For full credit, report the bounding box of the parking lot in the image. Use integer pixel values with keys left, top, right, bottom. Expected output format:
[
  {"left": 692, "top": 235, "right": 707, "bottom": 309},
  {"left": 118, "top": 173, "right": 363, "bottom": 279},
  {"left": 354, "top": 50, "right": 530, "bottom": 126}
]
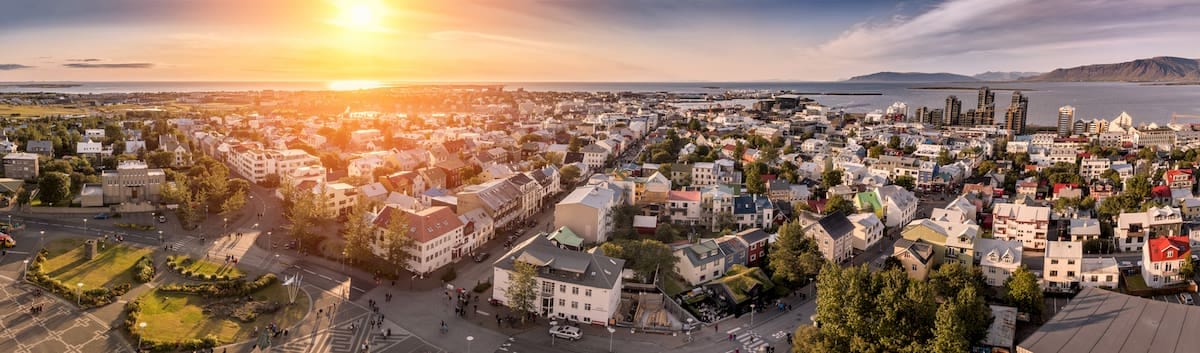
[{"left": 1149, "top": 292, "right": 1196, "bottom": 305}]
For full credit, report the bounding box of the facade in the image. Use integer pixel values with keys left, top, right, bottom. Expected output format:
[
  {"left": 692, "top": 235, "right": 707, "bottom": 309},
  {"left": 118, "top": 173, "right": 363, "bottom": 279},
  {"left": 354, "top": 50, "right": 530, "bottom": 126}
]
[
  {"left": 100, "top": 160, "right": 166, "bottom": 204},
  {"left": 976, "top": 238, "right": 1023, "bottom": 287},
  {"left": 580, "top": 144, "right": 609, "bottom": 170},
  {"left": 1116, "top": 206, "right": 1183, "bottom": 252},
  {"left": 1164, "top": 169, "right": 1193, "bottom": 190},
  {"left": 893, "top": 238, "right": 936, "bottom": 280},
  {"left": 991, "top": 203, "right": 1051, "bottom": 250},
  {"left": 1002, "top": 91, "right": 1029, "bottom": 136},
  {"left": 734, "top": 228, "right": 771, "bottom": 267},
  {"left": 553, "top": 186, "right": 617, "bottom": 244},
  {"left": 1080, "top": 258, "right": 1119, "bottom": 289},
  {"left": 1043, "top": 241, "right": 1082, "bottom": 292},
  {"left": 805, "top": 212, "right": 855, "bottom": 264},
  {"left": 674, "top": 239, "right": 726, "bottom": 285},
  {"left": 1056, "top": 105, "right": 1075, "bottom": 137},
  {"left": 1141, "top": 236, "right": 1191, "bottom": 288},
  {"left": 1068, "top": 218, "right": 1102, "bottom": 241},
  {"left": 458, "top": 178, "right": 523, "bottom": 231},
  {"left": 492, "top": 236, "right": 624, "bottom": 325},
  {"left": 370, "top": 206, "right": 466, "bottom": 275},
  {"left": 847, "top": 212, "right": 883, "bottom": 251},
  {"left": 667, "top": 190, "right": 703, "bottom": 226},
  {"left": 902, "top": 219, "right": 980, "bottom": 268},
  {"left": 2, "top": 152, "right": 39, "bottom": 179}
]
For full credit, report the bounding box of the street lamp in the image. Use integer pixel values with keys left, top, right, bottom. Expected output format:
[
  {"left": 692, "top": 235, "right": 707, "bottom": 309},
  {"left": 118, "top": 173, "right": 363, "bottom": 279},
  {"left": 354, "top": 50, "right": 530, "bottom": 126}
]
[
  {"left": 607, "top": 326, "right": 616, "bottom": 352},
  {"left": 138, "top": 322, "right": 147, "bottom": 350},
  {"left": 83, "top": 219, "right": 87, "bottom": 233},
  {"left": 466, "top": 335, "right": 474, "bottom": 353},
  {"left": 39, "top": 230, "right": 45, "bottom": 249},
  {"left": 21, "top": 259, "right": 28, "bottom": 281},
  {"left": 76, "top": 282, "right": 83, "bottom": 305},
  {"left": 158, "top": 230, "right": 163, "bottom": 244},
  {"left": 550, "top": 320, "right": 558, "bottom": 346},
  {"left": 268, "top": 231, "right": 273, "bottom": 248},
  {"left": 223, "top": 217, "right": 228, "bottom": 234},
  {"left": 750, "top": 304, "right": 756, "bottom": 326}
]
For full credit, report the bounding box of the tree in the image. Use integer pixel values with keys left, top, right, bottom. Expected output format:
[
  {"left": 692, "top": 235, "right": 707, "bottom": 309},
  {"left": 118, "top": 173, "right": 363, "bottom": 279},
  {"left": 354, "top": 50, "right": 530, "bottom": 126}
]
[
  {"left": 888, "top": 135, "right": 901, "bottom": 149},
  {"left": 688, "top": 118, "right": 701, "bottom": 131},
  {"left": 341, "top": 197, "right": 377, "bottom": 266},
  {"left": 219, "top": 189, "right": 247, "bottom": 218},
  {"left": 930, "top": 302, "right": 969, "bottom": 353},
  {"left": 821, "top": 169, "right": 844, "bottom": 190},
  {"left": 936, "top": 149, "right": 955, "bottom": 165},
  {"left": 790, "top": 325, "right": 827, "bottom": 353},
  {"left": 868, "top": 145, "right": 884, "bottom": 158},
  {"left": 37, "top": 172, "right": 71, "bottom": 205},
  {"left": 1126, "top": 174, "right": 1152, "bottom": 200},
  {"left": 760, "top": 144, "right": 780, "bottom": 164},
  {"left": 599, "top": 239, "right": 678, "bottom": 283},
  {"left": 560, "top": 165, "right": 581, "bottom": 186},
  {"left": 568, "top": 136, "right": 583, "bottom": 153},
  {"left": 544, "top": 152, "right": 564, "bottom": 167},
  {"left": 1182, "top": 258, "right": 1195, "bottom": 280},
  {"left": 380, "top": 208, "right": 416, "bottom": 276},
  {"left": 953, "top": 285, "right": 993, "bottom": 344},
  {"left": 929, "top": 263, "right": 986, "bottom": 299},
  {"left": 745, "top": 162, "right": 765, "bottom": 194},
  {"left": 976, "top": 160, "right": 996, "bottom": 176},
  {"left": 1005, "top": 266, "right": 1045, "bottom": 319},
  {"left": 768, "top": 221, "right": 824, "bottom": 286},
  {"left": 893, "top": 175, "right": 916, "bottom": 191},
  {"left": 824, "top": 195, "right": 855, "bottom": 215},
  {"left": 16, "top": 187, "right": 31, "bottom": 207},
  {"left": 506, "top": 261, "right": 539, "bottom": 323},
  {"left": 146, "top": 151, "right": 175, "bottom": 169},
  {"left": 652, "top": 224, "right": 679, "bottom": 242}
]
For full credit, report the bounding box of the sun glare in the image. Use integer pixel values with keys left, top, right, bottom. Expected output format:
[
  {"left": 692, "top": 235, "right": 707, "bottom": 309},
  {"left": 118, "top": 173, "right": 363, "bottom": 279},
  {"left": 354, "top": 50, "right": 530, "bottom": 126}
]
[
  {"left": 331, "top": 0, "right": 386, "bottom": 32},
  {"left": 328, "top": 80, "right": 384, "bottom": 91}
]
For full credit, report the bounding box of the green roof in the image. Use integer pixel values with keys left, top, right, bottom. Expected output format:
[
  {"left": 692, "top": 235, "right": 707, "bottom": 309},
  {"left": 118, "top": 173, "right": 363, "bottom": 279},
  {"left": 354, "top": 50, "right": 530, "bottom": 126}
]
[
  {"left": 714, "top": 265, "right": 775, "bottom": 304},
  {"left": 547, "top": 226, "right": 584, "bottom": 248},
  {"left": 855, "top": 191, "right": 884, "bottom": 218}
]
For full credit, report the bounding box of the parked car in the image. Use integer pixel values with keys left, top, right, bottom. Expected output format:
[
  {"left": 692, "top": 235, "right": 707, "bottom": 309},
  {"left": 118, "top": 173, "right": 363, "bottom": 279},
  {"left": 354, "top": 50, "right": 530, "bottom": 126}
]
[
  {"left": 94, "top": 213, "right": 111, "bottom": 219},
  {"left": 472, "top": 252, "right": 491, "bottom": 263},
  {"left": 1180, "top": 293, "right": 1194, "bottom": 305},
  {"left": 549, "top": 325, "right": 582, "bottom": 341},
  {"left": 157, "top": 215, "right": 167, "bottom": 223}
]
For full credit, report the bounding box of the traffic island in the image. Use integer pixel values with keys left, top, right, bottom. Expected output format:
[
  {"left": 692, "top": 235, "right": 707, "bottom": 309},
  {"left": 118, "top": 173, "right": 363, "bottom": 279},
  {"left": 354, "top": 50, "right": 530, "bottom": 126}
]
[{"left": 26, "top": 237, "right": 154, "bottom": 308}]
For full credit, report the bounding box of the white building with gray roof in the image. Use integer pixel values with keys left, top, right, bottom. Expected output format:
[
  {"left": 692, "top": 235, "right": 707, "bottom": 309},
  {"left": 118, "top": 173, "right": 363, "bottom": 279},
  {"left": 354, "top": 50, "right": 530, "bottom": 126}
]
[{"left": 492, "top": 235, "right": 625, "bottom": 325}]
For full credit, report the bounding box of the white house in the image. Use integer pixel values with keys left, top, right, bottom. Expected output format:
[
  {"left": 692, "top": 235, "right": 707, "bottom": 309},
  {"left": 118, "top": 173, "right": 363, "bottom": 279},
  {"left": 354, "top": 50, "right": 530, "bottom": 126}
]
[
  {"left": 1142, "top": 236, "right": 1191, "bottom": 288},
  {"left": 370, "top": 206, "right": 466, "bottom": 275},
  {"left": 991, "top": 203, "right": 1051, "bottom": 250},
  {"left": 976, "top": 238, "right": 1023, "bottom": 287},
  {"left": 1044, "top": 241, "right": 1082, "bottom": 292},
  {"left": 875, "top": 185, "right": 917, "bottom": 229},
  {"left": 1116, "top": 206, "right": 1183, "bottom": 252},
  {"left": 492, "top": 236, "right": 624, "bottom": 325},
  {"left": 847, "top": 212, "right": 883, "bottom": 251},
  {"left": 1080, "top": 258, "right": 1119, "bottom": 289},
  {"left": 554, "top": 186, "right": 617, "bottom": 244},
  {"left": 673, "top": 239, "right": 726, "bottom": 286},
  {"left": 667, "top": 190, "right": 703, "bottom": 226}
]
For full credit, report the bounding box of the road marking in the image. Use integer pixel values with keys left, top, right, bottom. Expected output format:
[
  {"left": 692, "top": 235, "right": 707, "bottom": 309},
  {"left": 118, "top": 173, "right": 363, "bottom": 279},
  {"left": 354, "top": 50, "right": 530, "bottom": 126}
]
[
  {"left": 725, "top": 327, "right": 742, "bottom": 334},
  {"left": 476, "top": 310, "right": 491, "bottom": 316},
  {"left": 4, "top": 250, "right": 29, "bottom": 254},
  {"left": 318, "top": 274, "right": 333, "bottom": 281},
  {"left": 302, "top": 269, "right": 319, "bottom": 275}
]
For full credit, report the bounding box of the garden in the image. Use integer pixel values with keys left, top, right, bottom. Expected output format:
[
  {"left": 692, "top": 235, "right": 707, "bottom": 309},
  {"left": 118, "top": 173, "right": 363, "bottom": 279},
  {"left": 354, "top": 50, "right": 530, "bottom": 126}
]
[
  {"left": 166, "top": 255, "right": 246, "bottom": 281},
  {"left": 26, "top": 237, "right": 155, "bottom": 307}
]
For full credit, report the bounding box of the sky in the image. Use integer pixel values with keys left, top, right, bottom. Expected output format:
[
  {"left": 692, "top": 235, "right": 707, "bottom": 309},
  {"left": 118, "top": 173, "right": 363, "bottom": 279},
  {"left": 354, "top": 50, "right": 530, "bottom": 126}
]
[{"left": 0, "top": 0, "right": 1198, "bottom": 82}]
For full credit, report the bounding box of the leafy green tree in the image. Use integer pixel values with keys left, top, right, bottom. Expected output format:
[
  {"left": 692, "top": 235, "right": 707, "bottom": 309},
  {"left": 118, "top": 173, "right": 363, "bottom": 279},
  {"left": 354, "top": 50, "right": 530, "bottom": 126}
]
[
  {"left": 821, "top": 169, "right": 844, "bottom": 190},
  {"left": 936, "top": 149, "right": 955, "bottom": 165},
  {"left": 560, "top": 165, "right": 581, "bottom": 186},
  {"left": 745, "top": 163, "right": 765, "bottom": 194},
  {"left": 868, "top": 145, "right": 884, "bottom": 158},
  {"left": 790, "top": 325, "right": 827, "bottom": 353},
  {"left": 928, "top": 263, "right": 986, "bottom": 299},
  {"left": 1126, "top": 174, "right": 1152, "bottom": 200},
  {"left": 506, "top": 261, "right": 539, "bottom": 324},
  {"left": 599, "top": 239, "right": 678, "bottom": 283},
  {"left": 380, "top": 208, "right": 415, "bottom": 275},
  {"left": 768, "top": 221, "right": 824, "bottom": 286},
  {"left": 1005, "top": 266, "right": 1045, "bottom": 319},
  {"left": 930, "top": 302, "right": 969, "bottom": 353},
  {"left": 976, "top": 160, "right": 996, "bottom": 176},
  {"left": 341, "top": 197, "right": 377, "bottom": 265},
  {"left": 568, "top": 136, "right": 583, "bottom": 153},
  {"left": 219, "top": 189, "right": 247, "bottom": 218},
  {"left": 1182, "top": 258, "right": 1195, "bottom": 279},
  {"left": 146, "top": 151, "right": 175, "bottom": 169},
  {"left": 888, "top": 135, "right": 901, "bottom": 149},
  {"left": 824, "top": 195, "right": 855, "bottom": 215},
  {"left": 37, "top": 172, "right": 71, "bottom": 205},
  {"left": 893, "top": 175, "right": 916, "bottom": 191},
  {"left": 953, "top": 285, "right": 993, "bottom": 344}
]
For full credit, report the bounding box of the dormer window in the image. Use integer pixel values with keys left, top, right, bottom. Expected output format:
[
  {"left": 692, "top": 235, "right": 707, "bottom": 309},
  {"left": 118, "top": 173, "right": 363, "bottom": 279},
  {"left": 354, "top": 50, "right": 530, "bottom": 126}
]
[{"left": 1167, "top": 250, "right": 1175, "bottom": 258}]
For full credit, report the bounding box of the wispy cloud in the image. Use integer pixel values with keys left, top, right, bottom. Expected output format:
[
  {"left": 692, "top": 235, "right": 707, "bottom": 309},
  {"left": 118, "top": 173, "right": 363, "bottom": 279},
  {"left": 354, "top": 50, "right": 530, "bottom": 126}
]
[
  {"left": 64, "top": 62, "right": 154, "bottom": 69},
  {"left": 0, "top": 64, "right": 34, "bottom": 70},
  {"left": 67, "top": 58, "right": 103, "bottom": 62}
]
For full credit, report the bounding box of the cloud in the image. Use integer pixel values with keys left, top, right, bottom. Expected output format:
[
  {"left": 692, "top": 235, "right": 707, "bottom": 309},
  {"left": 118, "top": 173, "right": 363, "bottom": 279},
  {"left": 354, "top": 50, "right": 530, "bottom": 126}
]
[
  {"left": 64, "top": 62, "right": 154, "bottom": 69},
  {"left": 803, "top": 0, "right": 1200, "bottom": 74},
  {"left": 67, "top": 58, "right": 103, "bottom": 62},
  {"left": 0, "top": 64, "right": 34, "bottom": 70}
]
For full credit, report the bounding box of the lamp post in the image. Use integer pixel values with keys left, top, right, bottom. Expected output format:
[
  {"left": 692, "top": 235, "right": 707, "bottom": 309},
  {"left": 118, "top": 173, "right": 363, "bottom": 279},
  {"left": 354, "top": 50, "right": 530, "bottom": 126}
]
[
  {"left": 268, "top": 231, "right": 273, "bottom": 248},
  {"left": 138, "top": 322, "right": 147, "bottom": 350},
  {"left": 158, "top": 230, "right": 163, "bottom": 244},
  {"left": 466, "top": 335, "right": 474, "bottom": 353},
  {"left": 607, "top": 326, "right": 616, "bottom": 352},
  {"left": 550, "top": 320, "right": 558, "bottom": 346},
  {"left": 39, "top": 230, "right": 45, "bottom": 249},
  {"left": 750, "top": 304, "right": 756, "bottom": 326},
  {"left": 21, "top": 259, "right": 28, "bottom": 281},
  {"left": 83, "top": 218, "right": 87, "bottom": 233},
  {"left": 76, "top": 282, "right": 83, "bottom": 305},
  {"left": 274, "top": 254, "right": 280, "bottom": 270},
  {"left": 223, "top": 217, "right": 228, "bottom": 235}
]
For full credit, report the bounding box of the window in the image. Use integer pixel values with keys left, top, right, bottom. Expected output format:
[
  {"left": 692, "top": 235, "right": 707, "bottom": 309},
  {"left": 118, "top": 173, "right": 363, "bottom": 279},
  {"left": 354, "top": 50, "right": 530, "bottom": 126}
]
[
  {"left": 572, "top": 287, "right": 579, "bottom": 295},
  {"left": 558, "top": 299, "right": 565, "bottom": 306},
  {"left": 1067, "top": 271, "right": 1075, "bottom": 278},
  {"left": 1051, "top": 259, "right": 1059, "bottom": 265},
  {"left": 560, "top": 285, "right": 566, "bottom": 293},
  {"left": 571, "top": 301, "right": 578, "bottom": 309},
  {"left": 585, "top": 289, "right": 592, "bottom": 297},
  {"left": 911, "top": 265, "right": 917, "bottom": 271},
  {"left": 584, "top": 303, "right": 591, "bottom": 311},
  {"left": 1106, "top": 275, "right": 1114, "bottom": 281},
  {"left": 1067, "top": 260, "right": 1076, "bottom": 265},
  {"left": 1049, "top": 270, "right": 1058, "bottom": 277}
]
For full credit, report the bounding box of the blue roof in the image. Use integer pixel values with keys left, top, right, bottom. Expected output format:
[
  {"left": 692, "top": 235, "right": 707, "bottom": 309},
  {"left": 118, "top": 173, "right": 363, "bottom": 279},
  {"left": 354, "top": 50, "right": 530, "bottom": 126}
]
[
  {"left": 733, "top": 196, "right": 756, "bottom": 215},
  {"left": 422, "top": 188, "right": 450, "bottom": 197}
]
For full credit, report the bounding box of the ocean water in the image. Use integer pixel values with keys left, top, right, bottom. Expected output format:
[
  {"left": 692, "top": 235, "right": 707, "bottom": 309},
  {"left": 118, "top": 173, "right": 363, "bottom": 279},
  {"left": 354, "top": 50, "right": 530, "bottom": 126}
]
[{"left": 2, "top": 81, "right": 1198, "bottom": 125}]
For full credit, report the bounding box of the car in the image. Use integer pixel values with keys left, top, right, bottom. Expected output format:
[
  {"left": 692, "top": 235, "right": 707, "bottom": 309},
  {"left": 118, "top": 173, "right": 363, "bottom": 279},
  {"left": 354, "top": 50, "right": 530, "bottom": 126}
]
[
  {"left": 1180, "top": 293, "right": 1194, "bottom": 305},
  {"left": 157, "top": 215, "right": 167, "bottom": 223},
  {"left": 94, "top": 213, "right": 111, "bottom": 219},
  {"left": 472, "top": 252, "right": 491, "bottom": 263},
  {"left": 549, "top": 325, "right": 582, "bottom": 341}
]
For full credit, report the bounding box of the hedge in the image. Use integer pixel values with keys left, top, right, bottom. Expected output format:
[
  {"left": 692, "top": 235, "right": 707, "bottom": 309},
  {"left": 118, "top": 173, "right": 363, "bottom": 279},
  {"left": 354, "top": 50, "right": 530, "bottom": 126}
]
[
  {"left": 158, "top": 273, "right": 277, "bottom": 298},
  {"left": 167, "top": 255, "right": 244, "bottom": 282},
  {"left": 134, "top": 256, "right": 156, "bottom": 283},
  {"left": 25, "top": 250, "right": 130, "bottom": 308}
]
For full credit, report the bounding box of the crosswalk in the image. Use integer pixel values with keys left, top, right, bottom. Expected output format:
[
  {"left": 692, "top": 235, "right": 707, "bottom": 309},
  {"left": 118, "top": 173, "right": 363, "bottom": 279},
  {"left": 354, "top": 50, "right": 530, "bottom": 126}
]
[
  {"left": 724, "top": 327, "right": 769, "bottom": 353},
  {"left": 168, "top": 236, "right": 192, "bottom": 251}
]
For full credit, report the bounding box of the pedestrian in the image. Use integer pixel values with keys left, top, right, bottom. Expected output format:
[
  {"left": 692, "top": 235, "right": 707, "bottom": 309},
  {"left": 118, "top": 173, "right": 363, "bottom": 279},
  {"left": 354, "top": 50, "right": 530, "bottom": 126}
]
[
  {"left": 715, "top": 323, "right": 718, "bottom": 332},
  {"left": 284, "top": 329, "right": 288, "bottom": 337},
  {"left": 728, "top": 334, "right": 733, "bottom": 341}
]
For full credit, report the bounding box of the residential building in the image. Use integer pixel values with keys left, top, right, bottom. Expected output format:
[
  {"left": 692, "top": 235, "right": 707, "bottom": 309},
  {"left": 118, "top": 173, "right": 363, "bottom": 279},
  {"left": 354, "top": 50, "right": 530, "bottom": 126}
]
[
  {"left": 732, "top": 195, "right": 775, "bottom": 230},
  {"left": 25, "top": 140, "right": 53, "bottom": 156},
  {"left": 804, "top": 212, "right": 855, "bottom": 263},
  {"left": 458, "top": 178, "right": 523, "bottom": 231},
  {"left": 1164, "top": 169, "right": 1193, "bottom": 190},
  {"left": 901, "top": 219, "right": 980, "bottom": 268},
  {"left": 1080, "top": 258, "right": 1119, "bottom": 289},
  {"left": 976, "top": 87, "right": 995, "bottom": 125},
  {"left": 554, "top": 186, "right": 617, "bottom": 244},
  {"left": 1079, "top": 157, "right": 1111, "bottom": 181},
  {"left": 847, "top": 212, "right": 883, "bottom": 251},
  {"left": 492, "top": 235, "right": 624, "bottom": 324},
  {"left": 734, "top": 228, "right": 771, "bottom": 267},
  {"left": 976, "top": 238, "right": 1022, "bottom": 287},
  {"left": 2, "top": 152, "right": 39, "bottom": 179},
  {"left": 1056, "top": 105, "right": 1075, "bottom": 137},
  {"left": 1044, "top": 241, "right": 1082, "bottom": 292},
  {"left": 1142, "top": 236, "right": 1191, "bottom": 288},
  {"left": 667, "top": 190, "right": 703, "bottom": 226},
  {"left": 1002, "top": 91, "right": 1029, "bottom": 136},
  {"left": 892, "top": 238, "right": 936, "bottom": 280},
  {"left": 580, "top": 144, "right": 609, "bottom": 170},
  {"left": 991, "top": 203, "right": 1051, "bottom": 250},
  {"left": 1116, "top": 206, "right": 1183, "bottom": 252},
  {"left": 674, "top": 239, "right": 726, "bottom": 285},
  {"left": 1068, "top": 218, "right": 1101, "bottom": 241},
  {"left": 875, "top": 185, "right": 918, "bottom": 229},
  {"left": 370, "top": 206, "right": 465, "bottom": 275},
  {"left": 100, "top": 160, "right": 166, "bottom": 204}
]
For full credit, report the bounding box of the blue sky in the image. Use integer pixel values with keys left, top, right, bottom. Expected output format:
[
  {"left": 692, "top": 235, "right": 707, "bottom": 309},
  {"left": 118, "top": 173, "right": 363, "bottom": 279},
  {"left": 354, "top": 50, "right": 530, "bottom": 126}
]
[{"left": 0, "top": 0, "right": 1197, "bottom": 81}]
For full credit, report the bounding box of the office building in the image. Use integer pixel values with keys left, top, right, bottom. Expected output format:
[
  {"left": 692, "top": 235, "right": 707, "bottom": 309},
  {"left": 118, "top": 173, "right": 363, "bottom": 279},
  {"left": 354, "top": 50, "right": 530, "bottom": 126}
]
[
  {"left": 1057, "top": 105, "right": 1075, "bottom": 137},
  {"left": 976, "top": 87, "right": 995, "bottom": 125},
  {"left": 1003, "top": 91, "right": 1029, "bottom": 136},
  {"left": 944, "top": 95, "right": 962, "bottom": 126}
]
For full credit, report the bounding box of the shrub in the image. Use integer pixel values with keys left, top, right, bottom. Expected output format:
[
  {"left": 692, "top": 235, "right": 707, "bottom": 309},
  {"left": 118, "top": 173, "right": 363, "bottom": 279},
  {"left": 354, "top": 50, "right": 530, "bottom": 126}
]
[
  {"left": 134, "top": 256, "right": 156, "bottom": 282},
  {"left": 441, "top": 266, "right": 457, "bottom": 282},
  {"left": 473, "top": 281, "right": 492, "bottom": 293},
  {"left": 159, "top": 273, "right": 277, "bottom": 298}
]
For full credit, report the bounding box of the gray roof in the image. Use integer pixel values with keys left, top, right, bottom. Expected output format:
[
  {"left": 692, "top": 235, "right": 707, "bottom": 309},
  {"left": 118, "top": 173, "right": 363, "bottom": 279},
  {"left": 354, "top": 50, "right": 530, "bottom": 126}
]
[
  {"left": 26, "top": 140, "right": 52, "bottom": 152},
  {"left": 678, "top": 239, "right": 724, "bottom": 267},
  {"left": 1018, "top": 287, "right": 1200, "bottom": 353},
  {"left": 494, "top": 235, "right": 624, "bottom": 289},
  {"left": 736, "top": 228, "right": 771, "bottom": 245},
  {"left": 815, "top": 212, "right": 855, "bottom": 240},
  {"left": 459, "top": 179, "right": 521, "bottom": 212},
  {"left": 558, "top": 186, "right": 615, "bottom": 210}
]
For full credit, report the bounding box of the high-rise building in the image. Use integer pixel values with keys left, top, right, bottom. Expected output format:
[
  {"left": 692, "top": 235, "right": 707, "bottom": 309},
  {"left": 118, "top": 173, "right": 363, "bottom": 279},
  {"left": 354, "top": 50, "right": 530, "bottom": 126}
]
[
  {"left": 915, "top": 106, "right": 931, "bottom": 125},
  {"left": 976, "top": 87, "right": 995, "bottom": 125},
  {"left": 1003, "top": 91, "right": 1029, "bottom": 136},
  {"left": 1057, "top": 105, "right": 1076, "bottom": 137},
  {"left": 944, "top": 95, "right": 962, "bottom": 127}
]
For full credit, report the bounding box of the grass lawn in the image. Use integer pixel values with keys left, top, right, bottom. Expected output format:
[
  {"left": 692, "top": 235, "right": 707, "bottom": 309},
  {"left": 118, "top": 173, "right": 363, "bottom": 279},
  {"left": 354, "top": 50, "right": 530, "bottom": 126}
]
[
  {"left": 662, "top": 274, "right": 691, "bottom": 297},
  {"left": 1125, "top": 274, "right": 1150, "bottom": 291},
  {"left": 137, "top": 283, "right": 310, "bottom": 344},
  {"left": 172, "top": 256, "right": 245, "bottom": 279},
  {"left": 41, "top": 238, "right": 153, "bottom": 291},
  {"left": 0, "top": 104, "right": 85, "bottom": 117}
]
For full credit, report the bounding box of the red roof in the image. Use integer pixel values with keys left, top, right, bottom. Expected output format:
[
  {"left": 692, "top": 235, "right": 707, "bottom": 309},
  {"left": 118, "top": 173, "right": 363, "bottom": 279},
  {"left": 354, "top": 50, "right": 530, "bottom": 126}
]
[
  {"left": 373, "top": 206, "right": 464, "bottom": 244},
  {"left": 1147, "top": 236, "right": 1191, "bottom": 262},
  {"left": 1052, "top": 183, "right": 1079, "bottom": 195},
  {"left": 1165, "top": 169, "right": 1193, "bottom": 180},
  {"left": 1152, "top": 185, "right": 1172, "bottom": 198},
  {"left": 668, "top": 190, "right": 701, "bottom": 202}
]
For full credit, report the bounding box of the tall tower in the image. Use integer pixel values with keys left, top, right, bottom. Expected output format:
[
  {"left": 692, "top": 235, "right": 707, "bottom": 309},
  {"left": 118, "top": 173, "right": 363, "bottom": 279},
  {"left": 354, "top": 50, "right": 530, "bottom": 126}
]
[
  {"left": 1003, "top": 91, "right": 1029, "bottom": 135},
  {"left": 1057, "top": 105, "right": 1076, "bottom": 137},
  {"left": 944, "top": 95, "right": 962, "bottom": 127},
  {"left": 976, "top": 87, "right": 995, "bottom": 125}
]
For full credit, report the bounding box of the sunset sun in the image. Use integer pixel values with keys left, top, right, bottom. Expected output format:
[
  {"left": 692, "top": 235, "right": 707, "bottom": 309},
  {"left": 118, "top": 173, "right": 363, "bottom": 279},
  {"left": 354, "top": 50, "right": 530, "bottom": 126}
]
[{"left": 331, "top": 0, "right": 386, "bottom": 32}]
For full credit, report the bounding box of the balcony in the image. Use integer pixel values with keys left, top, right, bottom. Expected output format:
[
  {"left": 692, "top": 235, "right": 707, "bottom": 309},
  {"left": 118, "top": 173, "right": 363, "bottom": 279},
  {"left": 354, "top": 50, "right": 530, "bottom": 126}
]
[{"left": 540, "top": 289, "right": 555, "bottom": 297}]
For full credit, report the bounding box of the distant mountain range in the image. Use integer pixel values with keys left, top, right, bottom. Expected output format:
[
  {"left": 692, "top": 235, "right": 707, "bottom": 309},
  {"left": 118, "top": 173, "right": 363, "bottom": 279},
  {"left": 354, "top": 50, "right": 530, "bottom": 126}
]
[
  {"left": 973, "top": 71, "right": 1042, "bottom": 81},
  {"left": 1020, "top": 56, "right": 1200, "bottom": 82},
  {"left": 845, "top": 72, "right": 978, "bottom": 82}
]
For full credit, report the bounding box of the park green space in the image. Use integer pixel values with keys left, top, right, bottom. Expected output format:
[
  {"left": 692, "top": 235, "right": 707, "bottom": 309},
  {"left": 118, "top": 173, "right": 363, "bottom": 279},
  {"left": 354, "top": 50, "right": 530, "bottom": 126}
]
[
  {"left": 41, "top": 238, "right": 153, "bottom": 291},
  {"left": 136, "top": 283, "right": 309, "bottom": 344},
  {"left": 169, "top": 255, "right": 246, "bottom": 279}
]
